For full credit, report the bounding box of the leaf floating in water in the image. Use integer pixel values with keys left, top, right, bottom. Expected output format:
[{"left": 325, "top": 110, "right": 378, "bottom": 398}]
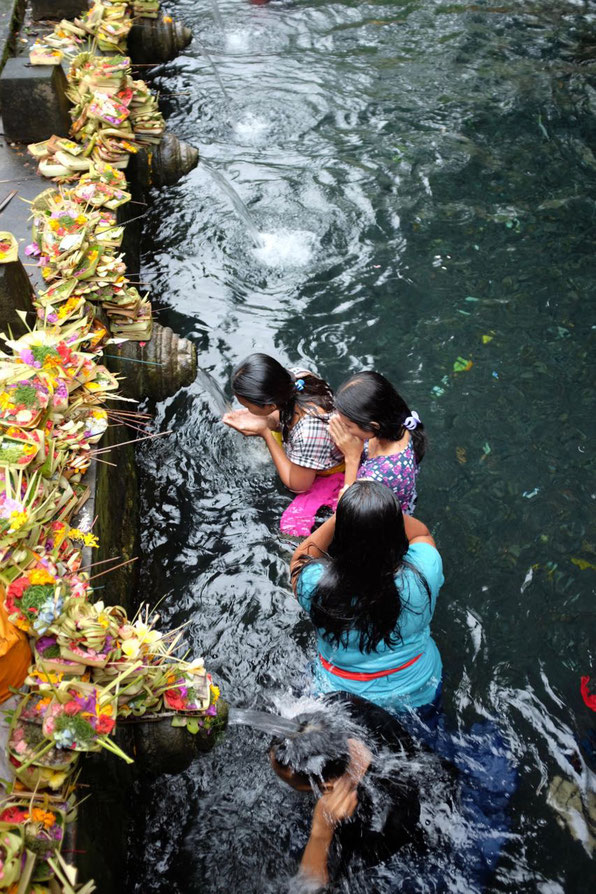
[
  {"left": 465, "top": 296, "right": 480, "bottom": 302},
  {"left": 453, "top": 356, "right": 473, "bottom": 372},
  {"left": 482, "top": 442, "right": 491, "bottom": 455},
  {"left": 571, "top": 557, "right": 596, "bottom": 571},
  {"left": 482, "top": 333, "right": 494, "bottom": 344},
  {"left": 456, "top": 446, "right": 467, "bottom": 464}
]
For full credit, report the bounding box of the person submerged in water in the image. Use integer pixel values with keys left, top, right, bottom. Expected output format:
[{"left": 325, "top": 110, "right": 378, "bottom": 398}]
[
  {"left": 329, "top": 371, "right": 427, "bottom": 513},
  {"left": 222, "top": 353, "right": 344, "bottom": 493},
  {"left": 290, "top": 479, "right": 444, "bottom": 711},
  {"left": 269, "top": 692, "right": 446, "bottom": 889}
]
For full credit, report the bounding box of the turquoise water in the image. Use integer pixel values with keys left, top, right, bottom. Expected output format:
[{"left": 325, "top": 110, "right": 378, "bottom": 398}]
[{"left": 128, "top": 1, "right": 595, "bottom": 890}]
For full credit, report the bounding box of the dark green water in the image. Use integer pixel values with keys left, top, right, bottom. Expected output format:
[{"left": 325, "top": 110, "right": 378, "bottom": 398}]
[{"left": 128, "top": 1, "right": 595, "bottom": 890}]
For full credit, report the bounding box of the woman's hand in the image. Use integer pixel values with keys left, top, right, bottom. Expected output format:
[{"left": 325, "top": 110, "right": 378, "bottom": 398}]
[
  {"left": 312, "top": 776, "right": 359, "bottom": 834},
  {"left": 222, "top": 408, "right": 269, "bottom": 437},
  {"left": 346, "top": 738, "right": 373, "bottom": 784},
  {"left": 328, "top": 416, "right": 362, "bottom": 462}
]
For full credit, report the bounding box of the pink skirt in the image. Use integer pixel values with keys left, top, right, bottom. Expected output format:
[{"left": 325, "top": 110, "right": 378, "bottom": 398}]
[{"left": 279, "top": 472, "right": 345, "bottom": 537}]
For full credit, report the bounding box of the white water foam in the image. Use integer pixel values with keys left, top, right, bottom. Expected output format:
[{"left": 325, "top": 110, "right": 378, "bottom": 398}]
[
  {"left": 225, "top": 29, "right": 251, "bottom": 52},
  {"left": 233, "top": 113, "right": 270, "bottom": 143},
  {"left": 253, "top": 229, "right": 316, "bottom": 267}
]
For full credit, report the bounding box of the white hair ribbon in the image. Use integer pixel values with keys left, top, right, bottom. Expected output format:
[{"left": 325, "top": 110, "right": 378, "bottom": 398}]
[{"left": 403, "top": 410, "right": 420, "bottom": 430}]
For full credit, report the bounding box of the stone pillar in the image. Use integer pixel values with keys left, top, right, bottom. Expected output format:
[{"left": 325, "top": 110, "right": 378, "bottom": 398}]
[
  {"left": 106, "top": 322, "right": 197, "bottom": 402},
  {"left": 0, "top": 58, "right": 71, "bottom": 143},
  {"left": 127, "top": 133, "right": 199, "bottom": 198},
  {"left": 128, "top": 18, "right": 192, "bottom": 66},
  {"left": 133, "top": 701, "right": 229, "bottom": 775}
]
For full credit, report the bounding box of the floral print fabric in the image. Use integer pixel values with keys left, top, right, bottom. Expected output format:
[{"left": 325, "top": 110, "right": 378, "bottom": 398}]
[{"left": 356, "top": 437, "right": 418, "bottom": 514}]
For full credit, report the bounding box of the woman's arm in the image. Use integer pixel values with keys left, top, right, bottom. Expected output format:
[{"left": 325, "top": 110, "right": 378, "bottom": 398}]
[
  {"left": 299, "top": 777, "right": 358, "bottom": 888},
  {"left": 403, "top": 513, "right": 436, "bottom": 548},
  {"left": 290, "top": 515, "right": 336, "bottom": 594},
  {"left": 262, "top": 429, "right": 317, "bottom": 493}
]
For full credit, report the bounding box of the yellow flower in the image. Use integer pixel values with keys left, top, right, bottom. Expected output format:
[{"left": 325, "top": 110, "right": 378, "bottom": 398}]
[
  {"left": 9, "top": 510, "right": 28, "bottom": 531},
  {"left": 163, "top": 15, "right": 173, "bottom": 23},
  {"left": 134, "top": 621, "right": 161, "bottom": 646},
  {"left": 121, "top": 638, "right": 141, "bottom": 659},
  {"left": 29, "top": 568, "right": 55, "bottom": 585},
  {"left": 68, "top": 528, "right": 99, "bottom": 548},
  {"left": 210, "top": 684, "right": 220, "bottom": 703},
  {"left": 0, "top": 391, "right": 12, "bottom": 409}
]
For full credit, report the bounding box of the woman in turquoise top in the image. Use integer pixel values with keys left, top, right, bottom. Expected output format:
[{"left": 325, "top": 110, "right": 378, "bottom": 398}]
[{"left": 290, "top": 480, "right": 444, "bottom": 711}]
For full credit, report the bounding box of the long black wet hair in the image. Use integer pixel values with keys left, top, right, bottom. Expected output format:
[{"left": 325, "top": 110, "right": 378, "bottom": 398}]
[
  {"left": 293, "top": 480, "right": 430, "bottom": 653},
  {"left": 334, "top": 371, "right": 427, "bottom": 463},
  {"left": 231, "top": 353, "right": 334, "bottom": 440}
]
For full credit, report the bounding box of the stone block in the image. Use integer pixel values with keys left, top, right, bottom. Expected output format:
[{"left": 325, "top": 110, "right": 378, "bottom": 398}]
[
  {"left": 30, "top": 0, "right": 89, "bottom": 21},
  {"left": 0, "top": 57, "right": 71, "bottom": 143}
]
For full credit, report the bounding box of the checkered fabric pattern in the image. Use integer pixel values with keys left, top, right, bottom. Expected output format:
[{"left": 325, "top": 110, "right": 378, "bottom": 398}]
[{"left": 285, "top": 412, "right": 344, "bottom": 470}]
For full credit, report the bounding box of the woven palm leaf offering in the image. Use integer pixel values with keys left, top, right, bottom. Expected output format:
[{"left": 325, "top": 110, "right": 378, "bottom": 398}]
[
  {"left": 0, "top": 827, "right": 23, "bottom": 887},
  {"left": 0, "top": 428, "right": 43, "bottom": 470},
  {"left": 0, "top": 233, "right": 18, "bottom": 265},
  {"left": 0, "top": 793, "right": 73, "bottom": 883},
  {"left": 0, "top": 377, "right": 50, "bottom": 431},
  {"left": 53, "top": 598, "right": 124, "bottom": 668},
  {"left": 3, "top": 566, "right": 68, "bottom": 636},
  {"left": 0, "top": 469, "right": 69, "bottom": 554},
  {"left": 38, "top": 680, "right": 131, "bottom": 761},
  {"left": 6, "top": 695, "right": 80, "bottom": 791}
]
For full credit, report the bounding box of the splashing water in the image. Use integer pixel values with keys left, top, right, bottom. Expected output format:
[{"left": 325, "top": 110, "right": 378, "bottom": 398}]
[
  {"left": 233, "top": 112, "right": 270, "bottom": 144},
  {"left": 228, "top": 708, "right": 301, "bottom": 737},
  {"left": 252, "top": 229, "right": 316, "bottom": 267},
  {"left": 196, "top": 44, "right": 232, "bottom": 110},
  {"left": 202, "top": 161, "right": 265, "bottom": 248}
]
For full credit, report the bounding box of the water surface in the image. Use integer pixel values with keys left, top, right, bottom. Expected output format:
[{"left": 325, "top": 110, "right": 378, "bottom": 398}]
[{"left": 128, "top": 0, "right": 595, "bottom": 890}]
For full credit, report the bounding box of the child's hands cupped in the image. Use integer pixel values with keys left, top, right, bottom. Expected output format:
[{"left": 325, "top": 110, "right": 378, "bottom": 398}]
[
  {"left": 222, "top": 409, "right": 268, "bottom": 437},
  {"left": 328, "top": 416, "right": 362, "bottom": 459}
]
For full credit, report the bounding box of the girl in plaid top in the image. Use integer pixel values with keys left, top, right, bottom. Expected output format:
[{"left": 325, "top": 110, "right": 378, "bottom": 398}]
[{"left": 222, "top": 354, "right": 344, "bottom": 494}]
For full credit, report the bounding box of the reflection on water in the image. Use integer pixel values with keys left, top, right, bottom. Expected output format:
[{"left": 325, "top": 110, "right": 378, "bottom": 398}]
[{"left": 128, "top": 0, "right": 596, "bottom": 891}]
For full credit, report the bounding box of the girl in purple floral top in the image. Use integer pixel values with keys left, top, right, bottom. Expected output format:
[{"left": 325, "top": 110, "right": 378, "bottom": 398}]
[{"left": 329, "top": 372, "right": 426, "bottom": 514}]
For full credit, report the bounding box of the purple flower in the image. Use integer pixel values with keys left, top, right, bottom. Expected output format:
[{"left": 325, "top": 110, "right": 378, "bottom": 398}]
[
  {"left": 37, "top": 635, "right": 57, "bottom": 653},
  {"left": 24, "top": 242, "right": 40, "bottom": 257},
  {"left": 205, "top": 704, "right": 217, "bottom": 716},
  {"left": 19, "top": 349, "right": 35, "bottom": 366}
]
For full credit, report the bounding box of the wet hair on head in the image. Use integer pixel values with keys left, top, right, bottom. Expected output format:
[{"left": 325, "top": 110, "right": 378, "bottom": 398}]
[
  {"left": 334, "top": 371, "right": 427, "bottom": 463},
  {"left": 292, "top": 480, "right": 430, "bottom": 653},
  {"left": 270, "top": 710, "right": 350, "bottom": 785},
  {"left": 231, "top": 353, "right": 335, "bottom": 439}
]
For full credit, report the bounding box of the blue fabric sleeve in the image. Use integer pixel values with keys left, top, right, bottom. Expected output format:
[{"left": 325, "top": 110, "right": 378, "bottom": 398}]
[
  {"left": 296, "top": 562, "right": 324, "bottom": 612},
  {"left": 406, "top": 542, "right": 444, "bottom": 605}
]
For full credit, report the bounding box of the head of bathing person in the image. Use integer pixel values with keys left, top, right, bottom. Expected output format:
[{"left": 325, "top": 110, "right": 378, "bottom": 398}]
[
  {"left": 293, "top": 480, "right": 430, "bottom": 654},
  {"left": 231, "top": 353, "right": 335, "bottom": 438},
  {"left": 333, "top": 371, "right": 427, "bottom": 463},
  {"left": 269, "top": 709, "right": 353, "bottom": 793}
]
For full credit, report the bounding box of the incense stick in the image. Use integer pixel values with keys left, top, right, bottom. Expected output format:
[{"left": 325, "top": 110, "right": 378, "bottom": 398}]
[
  {"left": 90, "top": 429, "right": 173, "bottom": 455},
  {"left": 88, "top": 556, "right": 139, "bottom": 581}
]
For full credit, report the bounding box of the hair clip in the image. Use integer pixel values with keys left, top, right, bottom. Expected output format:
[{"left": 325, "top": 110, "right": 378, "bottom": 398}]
[
  {"left": 295, "top": 379, "right": 305, "bottom": 392},
  {"left": 403, "top": 410, "right": 420, "bottom": 430}
]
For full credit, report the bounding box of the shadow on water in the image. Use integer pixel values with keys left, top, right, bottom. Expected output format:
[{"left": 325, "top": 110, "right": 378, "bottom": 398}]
[{"left": 127, "top": 0, "right": 596, "bottom": 891}]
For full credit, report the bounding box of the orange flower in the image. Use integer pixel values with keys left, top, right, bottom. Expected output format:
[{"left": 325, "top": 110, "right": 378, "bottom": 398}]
[{"left": 29, "top": 807, "right": 56, "bottom": 828}]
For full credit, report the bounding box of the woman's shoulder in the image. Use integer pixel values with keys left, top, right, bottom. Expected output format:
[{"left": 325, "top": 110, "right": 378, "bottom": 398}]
[
  {"left": 403, "top": 542, "right": 443, "bottom": 586},
  {"left": 296, "top": 561, "right": 325, "bottom": 609}
]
